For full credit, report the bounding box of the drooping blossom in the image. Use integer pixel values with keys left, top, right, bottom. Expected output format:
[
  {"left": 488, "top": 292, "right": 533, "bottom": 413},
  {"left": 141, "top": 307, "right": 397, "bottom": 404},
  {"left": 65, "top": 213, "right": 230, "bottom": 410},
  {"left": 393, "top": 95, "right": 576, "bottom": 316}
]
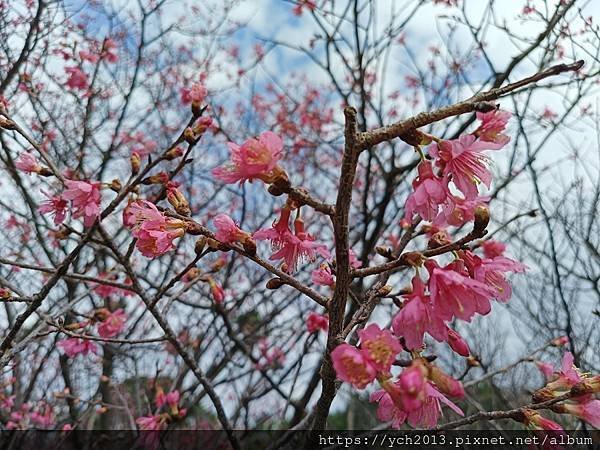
[
  {"left": 554, "top": 400, "right": 600, "bottom": 428},
  {"left": 136, "top": 415, "right": 164, "bottom": 450},
  {"left": 392, "top": 275, "right": 448, "bottom": 350},
  {"left": 213, "top": 214, "right": 251, "bottom": 244},
  {"left": 124, "top": 200, "right": 186, "bottom": 258},
  {"left": 212, "top": 131, "right": 285, "bottom": 184},
  {"left": 96, "top": 309, "right": 127, "bottom": 338},
  {"left": 533, "top": 352, "right": 585, "bottom": 404},
  {"left": 331, "top": 344, "right": 377, "bottom": 389},
  {"left": 253, "top": 207, "right": 292, "bottom": 249},
  {"left": 536, "top": 361, "right": 555, "bottom": 380},
  {"left": 474, "top": 110, "right": 511, "bottom": 145},
  {"left": 481, "top": 239, "right": 506, "bottom": 258},
  {"left": 428, "top": 364, "right": 465, "bottom": 398},
  {"left": 426, "top": 259, "right": 496, "bottom": 322},
  {"left": 404, "top": 161, "right": 449, "bottom": 222},
  {"left": 136, "top": 415, "right": 164, "bottom": 431},
  {"left": 429, "top": 135, "right": 506, "bottom": 199},
  {"left": 370, "top": 382, "right": 463, "bottom": 429},
  {"left": 311, "top": 263, "right": 335, "bottom": 286},
  {"left": 358, "top": 324, "right": 402, "bottom": 373},
  {"left": 15, "top": 152, "right": 41, "bottom": 174},
  {"left": 62, "top": 180, "right": 101, "bottom": 227},
  {"left": 57, "top": 338, "right": 98, "bottom": 358},
  {"left": 522, "top": 409, "right": 565, "bottom": 432},
  {"left": 255, "top": 211, "right": 329, "bottom": 272},
  {"left": 461, "top": 251, "right": 527, "bottom": 302},
  {"left": 391, "top": 363, "right": 428, "bottom": 412},
  {"left": 39, "top": 191, "right": 68, "bottom": 225},
  {"left": 64, "top": 67, "right": 88, "bottom": 90},
  {"left": 306, "top": 312, "right": 329, "bottom": 334},
  {"left": 434, "top": 195, "right": 489, "bottom": 228}
]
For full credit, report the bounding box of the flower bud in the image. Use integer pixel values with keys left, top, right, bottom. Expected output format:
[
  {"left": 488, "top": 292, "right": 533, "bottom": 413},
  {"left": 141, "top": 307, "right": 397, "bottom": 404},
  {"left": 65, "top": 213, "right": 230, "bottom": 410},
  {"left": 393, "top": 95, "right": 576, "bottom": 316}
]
[
  {"left": 447, "top": 329, "right": 470, "bottom": 357},
  {"left": 473, "top": 205, "right": 490, "bottom": 234},
  {"left": 183, "top": 127, "right": 196, "bottom": 144},
  {"left": 130, "top": 152, "right": 141, "bottom": 175},
  {"left": 164, "top": 146, "right": 184, "bottom": 161},
  {"left": 266, "top": 278, "right": 286, "bottom": 290},
  {"left": 427, "top": 364, "right": 465, "bottom": 398},
  {"left": 427, "top": 231, "right": 451, "bottom": 249},
  {"left": 401, "top": 252, "right": 425, "bottom": 267},
  {"left": 0, "top": 288, "right": 12, "bottom": 300},
  {"left": 38, "top": 167, "right": 54, "bottom": 177},
  {"left": 194, "top": 237, "right": 207, "bottom": 255},
  {"left": 267, "top": 184, "right": 285, "bottom": 196},
  {"left": 269, "top": 167, "right": 291, "bottom": 191},
  {"left": 0, "top": 116, "right": 16, "bottom": 130},
  {"left": 109, "top": 179, "right": 122, "bottom": 193},
  {"left": 184, "top": 221, "right": 202, "bottom": 235},
  {"left": 193, "top": 116, "right": 213, "bottom": 135},
  {"left": 551, "top": 335, "right": 569, "bottom": 347}
]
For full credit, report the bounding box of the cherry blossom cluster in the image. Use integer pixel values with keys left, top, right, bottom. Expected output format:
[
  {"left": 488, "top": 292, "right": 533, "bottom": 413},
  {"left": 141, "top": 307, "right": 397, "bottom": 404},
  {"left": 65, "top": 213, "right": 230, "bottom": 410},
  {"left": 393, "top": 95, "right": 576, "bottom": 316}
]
[
  {"left": 527, "top": 352, "right": 600, "bottom": 430},
  {"left": 331, "top": 324, "right": 464, "bottom": 428}
]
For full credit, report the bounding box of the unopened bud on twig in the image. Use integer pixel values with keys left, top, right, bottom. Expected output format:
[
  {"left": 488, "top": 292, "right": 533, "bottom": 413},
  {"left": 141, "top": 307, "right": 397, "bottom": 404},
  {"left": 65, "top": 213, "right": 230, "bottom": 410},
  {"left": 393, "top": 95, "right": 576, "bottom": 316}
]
[
  {"left": 266, "top": 278, "right": 286, "bottom": 290},
  {"left": 473, "top": 205, "right": 490, "bottom": 234}
]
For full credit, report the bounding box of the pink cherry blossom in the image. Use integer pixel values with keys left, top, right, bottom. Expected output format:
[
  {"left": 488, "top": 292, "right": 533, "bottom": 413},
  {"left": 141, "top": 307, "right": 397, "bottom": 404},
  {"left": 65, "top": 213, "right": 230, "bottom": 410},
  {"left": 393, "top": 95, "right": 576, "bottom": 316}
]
[
  {"left": 212, "top": 131, "right": 284, "bottom": 184},
  {"left": 213, "top": 213, "right": 250, "bottom": 244},
  {"left": 306, "top": 312, "right": 328, "bottom": 333},
  {"left": 357, "top": 324, "right": 401, "bottom": 373},
  {"left": 475, "top": 109, "right": 511, "bottom": 145},
  {"left": 180, "top": 82, "right": 207, "bottom": 106},
  {"left": 426, "top": 259, "right": 496, "bottom": 322},
  {"left": 97, "top": 309, "right": 127, "bottom": 338},
  {"left": 404, "top": 161, "right": 449, "bottom": 222},
  {"left": 311, "top": 264, "right": 335, "bottom": 286},
  {"left": 371, "top": 382, "right": 463, "bottom": 429},
  {"left": 64, "top": 67, "right": 88, "bottom": 90},
  {"left": 461, "top": 251, "right": 527, "bottom": 302},
  {"left": 15, "top": 152, "right": 41, "bottom": 174},
  {"left": 39, "top": 191, "right": 68, "bottom": 225},
  {"left": 255, "top": 214, "right": 329, "bottom": 272},
  {"left": 331, "top": 343, "right": 377, "bottom": 389},
  {"left": 481, "top": 239, "right": 506, "bottom": 258},
  {"left": 392, "top": 275, "right": 448, "bottom": 350},
  {"left": 136, "top": 415, "right": 164, "bottom": 431},
  {"left": 434, "top": 195, "right": 489, "bottom": 228},
  {"left": 429, "top": 135, "right": 506, "bottom": 199},
  {"left": 57, "top": 338, "right": 98, "bottom": 358},
  {"left": 124, "top": 200, "right": 186, "bottom": 258},
  {"left": 536, "top": 361, "right": 555, "bottom": 380},
  {"left": 558, "top": 400, "right": 600, "bottom": 428},
  {"left": 523, "top": 410, "right": 564, "bottom": 432},
  {"left": 62, "top": 180, "right": 101, "bottom": 227},
  {"left": 253, "top": 207, "right": 293, "bottom": 249}
]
